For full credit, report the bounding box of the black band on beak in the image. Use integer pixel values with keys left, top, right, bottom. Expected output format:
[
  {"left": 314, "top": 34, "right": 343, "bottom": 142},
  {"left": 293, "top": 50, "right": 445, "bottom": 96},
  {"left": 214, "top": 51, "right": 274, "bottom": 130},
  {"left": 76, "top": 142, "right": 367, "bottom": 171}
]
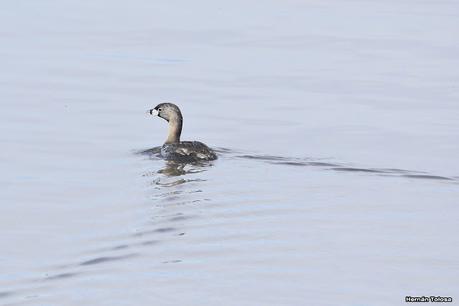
[{"left": 149, "top": 108, "right": 159, "bottom": 116}]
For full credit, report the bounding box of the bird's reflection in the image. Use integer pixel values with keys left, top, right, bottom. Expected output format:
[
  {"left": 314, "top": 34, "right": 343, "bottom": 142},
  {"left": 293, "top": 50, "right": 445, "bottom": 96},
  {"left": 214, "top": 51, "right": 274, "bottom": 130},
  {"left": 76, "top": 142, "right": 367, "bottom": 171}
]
[
  {"left": 139, "top": 147, "right": 213, "bottom": 178},
  {"left": 146, "top": 159, "right": 213, "bottom": 189},
  {"left": 158, "top": 160, "right": 210, "bottom": 176}
]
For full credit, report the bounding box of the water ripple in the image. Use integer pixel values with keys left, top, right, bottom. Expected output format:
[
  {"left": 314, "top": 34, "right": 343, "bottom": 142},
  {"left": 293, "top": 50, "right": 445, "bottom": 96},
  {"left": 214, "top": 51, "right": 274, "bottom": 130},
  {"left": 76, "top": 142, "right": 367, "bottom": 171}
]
[
  {"left": 224, "top": 150, "right": 458, "bottom": 183},
  {"left": 79, "top": 253, "right": 139, "bottom": 266}
]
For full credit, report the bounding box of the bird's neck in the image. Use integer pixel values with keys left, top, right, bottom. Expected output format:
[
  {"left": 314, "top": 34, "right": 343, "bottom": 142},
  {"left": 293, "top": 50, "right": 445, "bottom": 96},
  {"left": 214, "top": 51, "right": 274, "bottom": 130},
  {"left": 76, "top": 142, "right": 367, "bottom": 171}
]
[{"left": 165, "top": 116, "right": 182, "bottom": 144}]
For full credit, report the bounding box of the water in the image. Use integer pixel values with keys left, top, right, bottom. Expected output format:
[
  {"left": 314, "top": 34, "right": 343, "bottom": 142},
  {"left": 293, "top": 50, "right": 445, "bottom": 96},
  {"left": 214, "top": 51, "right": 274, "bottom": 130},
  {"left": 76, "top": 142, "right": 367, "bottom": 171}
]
[{"left": 1, "top": 0, "right": 459, "bottom": 305}]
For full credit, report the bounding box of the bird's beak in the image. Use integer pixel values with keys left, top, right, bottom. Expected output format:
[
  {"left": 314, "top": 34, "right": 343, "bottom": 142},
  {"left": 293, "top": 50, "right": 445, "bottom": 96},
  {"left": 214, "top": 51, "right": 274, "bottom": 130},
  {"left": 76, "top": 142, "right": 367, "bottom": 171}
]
[{"left": 149, "top": 109, "right": 159, "bottom": 116}]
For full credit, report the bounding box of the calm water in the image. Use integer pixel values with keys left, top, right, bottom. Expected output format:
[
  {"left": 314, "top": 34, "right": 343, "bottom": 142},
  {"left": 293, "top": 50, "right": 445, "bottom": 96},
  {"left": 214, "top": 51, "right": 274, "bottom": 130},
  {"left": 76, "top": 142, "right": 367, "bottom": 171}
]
[{"left": 1, "top": 1, "right": 459, "bottom": 305}]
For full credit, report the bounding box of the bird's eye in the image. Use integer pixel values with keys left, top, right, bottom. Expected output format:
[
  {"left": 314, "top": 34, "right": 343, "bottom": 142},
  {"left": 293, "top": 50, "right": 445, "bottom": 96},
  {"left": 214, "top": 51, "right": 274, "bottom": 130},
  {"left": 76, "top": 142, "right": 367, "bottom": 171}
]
[{"left": 158, "top": 108, "right": 162, "bottom": 112}]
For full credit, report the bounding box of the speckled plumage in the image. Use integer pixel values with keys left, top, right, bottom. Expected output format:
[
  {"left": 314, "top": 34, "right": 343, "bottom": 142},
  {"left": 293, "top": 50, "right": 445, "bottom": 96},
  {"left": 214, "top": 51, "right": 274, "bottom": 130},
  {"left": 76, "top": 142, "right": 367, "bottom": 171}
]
[{"left": 161, "top": 141, "right": 217, "bottom": 162}]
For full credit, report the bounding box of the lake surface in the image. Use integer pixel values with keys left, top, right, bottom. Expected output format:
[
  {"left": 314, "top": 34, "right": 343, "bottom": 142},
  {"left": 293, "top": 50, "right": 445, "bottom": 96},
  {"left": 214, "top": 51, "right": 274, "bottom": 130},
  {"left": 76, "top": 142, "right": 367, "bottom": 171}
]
[{"left": 1, "top": 0, "right": 458, "bottom": 305}]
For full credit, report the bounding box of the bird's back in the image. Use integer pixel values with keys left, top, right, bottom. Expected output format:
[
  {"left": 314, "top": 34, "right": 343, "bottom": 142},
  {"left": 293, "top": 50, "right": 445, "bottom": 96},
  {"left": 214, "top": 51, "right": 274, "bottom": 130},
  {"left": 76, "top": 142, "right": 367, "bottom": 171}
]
[{"left": 161, "top": 141, "right": 217, "bottom": 162}]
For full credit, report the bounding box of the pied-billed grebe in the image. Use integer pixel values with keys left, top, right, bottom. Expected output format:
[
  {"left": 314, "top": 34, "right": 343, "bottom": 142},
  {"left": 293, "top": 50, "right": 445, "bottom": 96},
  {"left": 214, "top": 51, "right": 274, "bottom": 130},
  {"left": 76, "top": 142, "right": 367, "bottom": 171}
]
[{"left": 149, "top": 103, "right": 217, "bottom": 161}]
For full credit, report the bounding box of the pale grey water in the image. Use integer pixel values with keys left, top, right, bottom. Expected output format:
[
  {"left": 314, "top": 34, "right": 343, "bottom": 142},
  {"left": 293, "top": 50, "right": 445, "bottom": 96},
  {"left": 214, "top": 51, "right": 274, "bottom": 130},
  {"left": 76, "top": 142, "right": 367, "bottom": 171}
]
[{"left": 1, "top": 1, "right": 459, "bottom": 305}]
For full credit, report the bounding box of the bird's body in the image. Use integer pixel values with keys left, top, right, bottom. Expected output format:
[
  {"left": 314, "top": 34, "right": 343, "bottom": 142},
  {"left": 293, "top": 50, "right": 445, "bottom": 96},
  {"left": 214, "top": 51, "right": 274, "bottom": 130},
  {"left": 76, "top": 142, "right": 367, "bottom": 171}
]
[
  {"left": 149, "top": 103, "right": 217, "bottom": 162},
  {"left": 161, "top": 141, "right": 217, "bottom": 162}
]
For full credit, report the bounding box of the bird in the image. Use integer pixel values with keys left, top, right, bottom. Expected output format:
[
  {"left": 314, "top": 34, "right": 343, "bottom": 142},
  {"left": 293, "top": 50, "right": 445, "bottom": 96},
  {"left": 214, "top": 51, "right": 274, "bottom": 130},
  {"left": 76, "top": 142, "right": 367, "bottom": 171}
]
[{"left": 149, "top": 103, "right": 217, "bottom": 162}]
